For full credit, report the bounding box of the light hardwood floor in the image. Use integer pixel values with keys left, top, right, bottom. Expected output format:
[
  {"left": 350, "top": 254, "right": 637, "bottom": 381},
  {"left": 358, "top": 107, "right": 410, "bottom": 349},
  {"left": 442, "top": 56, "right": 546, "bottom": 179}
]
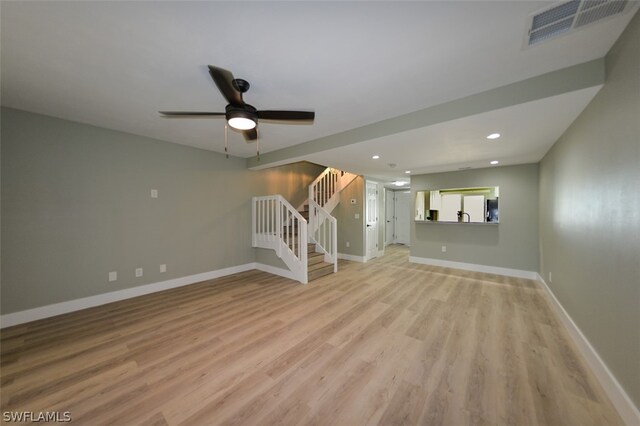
[{"left": 1, "top": 245, "right": 623, "bottom": 425}]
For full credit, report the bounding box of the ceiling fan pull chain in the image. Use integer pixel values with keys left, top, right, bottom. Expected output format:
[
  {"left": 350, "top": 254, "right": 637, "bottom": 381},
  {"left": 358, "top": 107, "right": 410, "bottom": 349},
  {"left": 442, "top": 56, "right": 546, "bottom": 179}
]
[
  {"left": 224, "top": 122, "right": 229, "bottom": 159},
  {"left": 257, "top": 132, "right": 260, "bottom": 162}
]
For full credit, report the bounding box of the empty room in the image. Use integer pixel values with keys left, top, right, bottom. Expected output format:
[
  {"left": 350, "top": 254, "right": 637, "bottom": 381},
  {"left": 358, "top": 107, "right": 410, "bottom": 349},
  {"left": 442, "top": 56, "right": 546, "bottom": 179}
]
[{"left": 1, "top": 1, "right": 638, "bottom": 425}]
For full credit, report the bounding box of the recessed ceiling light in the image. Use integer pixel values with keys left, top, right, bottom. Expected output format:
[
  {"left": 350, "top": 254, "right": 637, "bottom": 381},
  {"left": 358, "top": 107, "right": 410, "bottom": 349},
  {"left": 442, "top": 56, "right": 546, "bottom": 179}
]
[
  {"left": 486, "top": 133, "right": 501, "bottom": 140},
  {"left": 405, "top": 170, "right": 411, "bottom": 174},
  {"left": 394, "top": 181, "right": 406, "bottom": 186},
  {"left": 372, "top": 155, "right": 380, "bottom": 159},
  {"left": 490, "top": 160, "right": 499, "bottom": 165}
]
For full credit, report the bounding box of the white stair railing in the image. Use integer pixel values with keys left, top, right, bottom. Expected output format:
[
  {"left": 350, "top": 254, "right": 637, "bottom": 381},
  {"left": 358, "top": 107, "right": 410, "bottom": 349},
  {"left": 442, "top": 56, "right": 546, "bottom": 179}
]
[
  {"left": 305, "top": 167, "right": 357, "bottom": 275},
  {"left": 252, "top": 195, "right": 308, "bottom": 284},
  {"left": 309, "top": 168, "right": 357, "bottom": 215},
  {"left": 309, "top": 168, "right": 338, "bottom": 209},
  {"left": 308, "top": 199, "right": 338, "bottom": 273}
]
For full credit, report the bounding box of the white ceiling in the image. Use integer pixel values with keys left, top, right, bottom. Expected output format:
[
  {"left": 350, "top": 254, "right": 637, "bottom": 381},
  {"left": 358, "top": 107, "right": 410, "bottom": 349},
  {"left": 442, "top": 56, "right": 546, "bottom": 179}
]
[
  {"left": 1, "top": 1, "right": 637, "bottom": 184},
  {"left": 307, "top": 85, "right": 602, "bottom": 184}
]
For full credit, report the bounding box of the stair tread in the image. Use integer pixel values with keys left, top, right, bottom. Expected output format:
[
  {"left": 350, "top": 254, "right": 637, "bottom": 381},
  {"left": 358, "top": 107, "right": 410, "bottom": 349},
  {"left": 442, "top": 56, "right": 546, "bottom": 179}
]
[
  {"left": 308, "top": 263, "right": 334, "bottom": 281},
  {"left": 308, "top": 260, "right": 333, "bottom": 272},
  {"left": 308, "top": 252, "right": 324, "bottom": 265}
]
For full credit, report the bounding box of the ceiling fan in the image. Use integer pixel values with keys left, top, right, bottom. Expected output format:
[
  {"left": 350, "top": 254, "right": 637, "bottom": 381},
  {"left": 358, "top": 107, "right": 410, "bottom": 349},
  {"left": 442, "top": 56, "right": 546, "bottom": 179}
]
[{"left": 159, "top": 65, "right": 315, "bottom": 143}]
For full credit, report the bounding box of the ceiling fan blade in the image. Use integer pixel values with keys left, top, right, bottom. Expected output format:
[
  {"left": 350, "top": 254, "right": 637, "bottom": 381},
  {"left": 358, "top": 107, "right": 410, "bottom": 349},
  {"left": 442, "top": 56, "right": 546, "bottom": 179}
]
[
  {"left": 243, "top": 128, "right": 258, "bottom": 142},
  {"left": 208, "top": 65, "right": 244, "bottom": 107},
  {"left": 159, "top": 111, "right": 225, "bottom": 118},
  {"left": 257, "top": 110, "right": 315, "bottom": 122}
]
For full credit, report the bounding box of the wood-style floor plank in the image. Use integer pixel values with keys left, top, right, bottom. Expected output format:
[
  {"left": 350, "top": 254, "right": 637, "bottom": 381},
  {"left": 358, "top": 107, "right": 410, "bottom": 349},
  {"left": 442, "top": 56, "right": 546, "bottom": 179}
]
[{"left": 0, "top": 245, "right": 623, "bottom": 425}]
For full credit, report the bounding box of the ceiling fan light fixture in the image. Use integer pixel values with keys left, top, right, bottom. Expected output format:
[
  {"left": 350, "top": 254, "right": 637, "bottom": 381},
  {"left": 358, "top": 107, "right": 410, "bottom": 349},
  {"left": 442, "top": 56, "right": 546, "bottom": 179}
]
[
  {"left": 226, "top": 104, "right": 258, "bottom": 130},
  {"left": 228, "top": 116, "right": 256, "bottom": 130}
]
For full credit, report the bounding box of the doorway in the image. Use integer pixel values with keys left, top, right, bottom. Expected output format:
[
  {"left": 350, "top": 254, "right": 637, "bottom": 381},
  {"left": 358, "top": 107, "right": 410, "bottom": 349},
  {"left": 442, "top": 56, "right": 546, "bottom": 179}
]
[
  {"left": 385, "top": 189, "right": 395, "bottom": 246},
  {"left": 395, "top": 191, "right": 410, "bottom": 245},
  {"left": 365, "top": 180, "right": 379, "bottom": 261},
  {"left": 385, "top": 189, "right": 410, "bottom": 246}
]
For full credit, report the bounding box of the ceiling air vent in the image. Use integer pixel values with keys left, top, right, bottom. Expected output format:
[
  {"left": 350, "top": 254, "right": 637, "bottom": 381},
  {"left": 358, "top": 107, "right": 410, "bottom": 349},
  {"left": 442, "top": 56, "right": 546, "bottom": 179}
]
[{"left": 527, "top": 0, "right": 632, "bottom": 46}]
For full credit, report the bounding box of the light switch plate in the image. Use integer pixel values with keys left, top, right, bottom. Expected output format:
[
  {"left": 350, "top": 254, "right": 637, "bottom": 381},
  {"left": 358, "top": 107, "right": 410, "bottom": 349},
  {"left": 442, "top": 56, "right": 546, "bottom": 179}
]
[
  {"left": 151, "top": 189, "right": 158, "bottom": 198},
  {"left": 355, "top": 213, "right": 360, "bottom": 219},
  {"left": 441, "top": 246, "right": 447, "bottom": 253},
  {"left": 160, "top": 264, "right": 167, "bottom": 273},
  {"left": 108, "top": 271, "right": 117, "bottom": 282},
  {"left": 135, "top": 268, "right": 143, "bottom": 277}
]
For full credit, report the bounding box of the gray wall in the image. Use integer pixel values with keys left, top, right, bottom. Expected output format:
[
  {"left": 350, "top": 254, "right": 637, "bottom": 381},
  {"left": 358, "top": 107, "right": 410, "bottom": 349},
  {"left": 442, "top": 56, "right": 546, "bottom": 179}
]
[
  {"left": 410, "top": 164, "right": 539, "bottom": 272},
  {"left": 252, "top": 161, "right": 325, "bottom": 209},
  {"left": 1, "top": 108, "right": 323, "bottom": 313},
  {"left": 334, "top": 177, "right": 364, "bottom": 257},
  {"left": 539, "top": 12, "right": 640, "bottom": 408}
]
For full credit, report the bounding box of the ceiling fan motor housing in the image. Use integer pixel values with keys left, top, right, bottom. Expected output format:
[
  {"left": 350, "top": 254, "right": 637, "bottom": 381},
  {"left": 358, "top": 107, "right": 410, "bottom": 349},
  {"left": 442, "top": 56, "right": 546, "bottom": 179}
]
[
  {"left": 226, "top": 104, "right": 258, "bottom": 129},
  {"left": 231, "top": 78, "right": 250, "bottom": 93}
]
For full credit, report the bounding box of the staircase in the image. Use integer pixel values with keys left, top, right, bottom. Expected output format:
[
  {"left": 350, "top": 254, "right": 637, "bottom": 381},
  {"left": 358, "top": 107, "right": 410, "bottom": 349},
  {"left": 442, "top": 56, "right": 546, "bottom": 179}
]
[
  {"left": 299, "top": 203, "right": 336, "bottom": 282},
  {"left": 252, "top": 167, "right": 357, "bottom": 284}
]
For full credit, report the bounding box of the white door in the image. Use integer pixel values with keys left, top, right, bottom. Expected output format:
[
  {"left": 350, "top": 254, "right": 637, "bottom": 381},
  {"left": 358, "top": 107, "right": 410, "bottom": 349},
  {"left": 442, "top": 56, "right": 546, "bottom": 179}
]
[
  {"left": 366, "top": 181, "right": 378, "bottom": 260},
  {"left": 395, "top": 191, "right": 410, "bottom": 245},
  {"left": 385, "top": 189, "right": 395, "bottom": 245}
]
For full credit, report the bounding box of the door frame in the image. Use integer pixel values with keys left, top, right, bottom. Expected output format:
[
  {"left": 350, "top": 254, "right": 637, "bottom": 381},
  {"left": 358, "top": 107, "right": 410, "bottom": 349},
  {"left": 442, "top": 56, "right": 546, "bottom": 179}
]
[
  {"left": 364, "top": 180, "right": 380, "bottom": 262},
  {"left": 385, "top": 188, "right": 395, "bottom": 246}
]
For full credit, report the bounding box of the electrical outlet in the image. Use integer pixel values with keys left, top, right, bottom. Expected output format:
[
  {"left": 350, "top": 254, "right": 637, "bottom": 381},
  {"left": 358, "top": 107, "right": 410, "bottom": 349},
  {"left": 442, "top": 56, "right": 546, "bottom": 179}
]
[
  {"left": 135, "top": 268, "right": 143, "bottom": 277},
  {"left": 160, "top": 264, "right": 167, "bottom": 273},
  {"left": 549, "top": 272, "right": 552, "bottom": 283},
  {"left": 441, "top": 245, "right": 447, "bottom": 253},
  {"left": 151, "top": 189, "right": 158, "bottom": 198},
  {"left": 108, "top": 271, "right": 117, "bottom": 282},
  {"left": 346, "top": 241, "right": 350, "bottom": 248}
]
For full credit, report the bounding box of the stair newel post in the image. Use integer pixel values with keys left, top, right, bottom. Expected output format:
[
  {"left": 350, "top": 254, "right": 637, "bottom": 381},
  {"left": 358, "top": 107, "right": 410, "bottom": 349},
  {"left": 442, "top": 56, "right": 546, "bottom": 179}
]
[
  {"left": 286, "top": 210, "right": 290, "bottom": 249},
  {"left": 332, "top": 217, "right": 338, "bottom": 273},
  {"left": 276, "top": 196, "right": 282, "bottom": 258},
  {"left": 252, "top": 197, "right": 257, "bottom": 247},
  {"left": 331, "top": 169, "right": 336, "bottom": 200},
  {"left": 301, "top": 207, "right": 308, "bottom": 284},
  {"left": 308, "top": 185, "right": 314, "bottom": 244}
]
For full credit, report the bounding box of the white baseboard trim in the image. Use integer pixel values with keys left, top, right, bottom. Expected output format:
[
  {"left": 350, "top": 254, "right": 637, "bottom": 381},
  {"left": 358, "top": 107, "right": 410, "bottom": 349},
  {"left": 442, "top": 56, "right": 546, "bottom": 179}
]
[
  {"left": 338, "top": 253, "right": 366, "bottom": 263},
  {"left": 536, "top": 274, "right": 640, "bottom": 426},
  {"left": 408, "top": 256, "right": 537, "bottom": 279},
  {"left": 254, "top": 262, "right": 300, "bottom": 282},
  {"left": 0, "top": 263, "right": 256, "bottom": 329}
]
